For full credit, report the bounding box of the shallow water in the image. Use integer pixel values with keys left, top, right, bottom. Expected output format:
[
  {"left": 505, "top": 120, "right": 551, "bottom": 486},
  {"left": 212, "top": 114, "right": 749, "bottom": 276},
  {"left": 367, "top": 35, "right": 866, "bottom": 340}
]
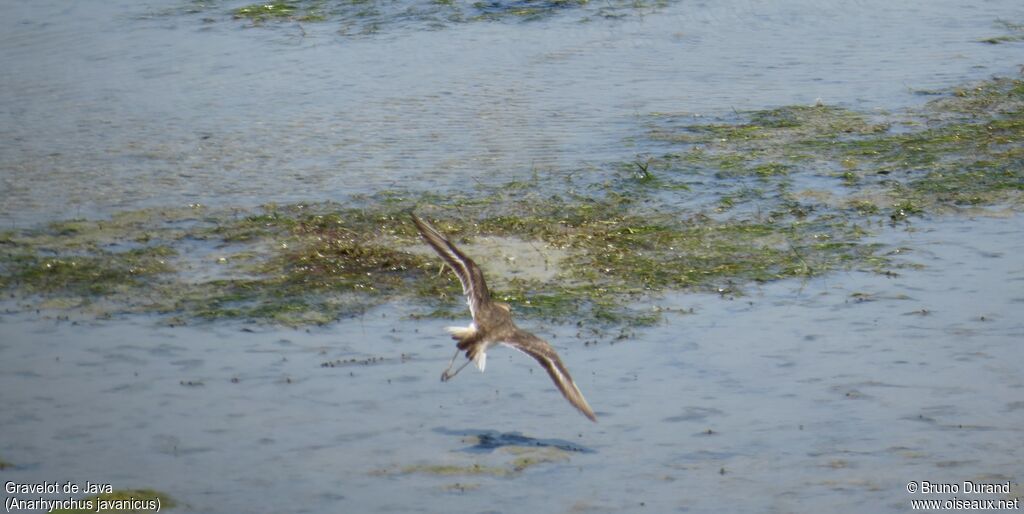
[
  {"left": 2, "top": 213, "right": 1021, "bottom": 512},
  {"left": 2, "top": 0, "right": 1023, "bottom": 511},
  {"left": 2, "top": 0, "right": 1023, "bottom": 225}
]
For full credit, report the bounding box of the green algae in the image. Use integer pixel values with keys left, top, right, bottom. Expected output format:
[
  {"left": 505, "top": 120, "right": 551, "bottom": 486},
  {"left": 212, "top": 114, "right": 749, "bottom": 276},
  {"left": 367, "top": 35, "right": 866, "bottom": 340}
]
[
  {"left": 1, "top": 191, "right": 881, "bottom": 327},
  {"left": 185, "top": 0, "right": 672, "bottom": 34},
  {"left": 0, "top": 190, "right": 889, "bottom": 326},
  {"left": 49, "top": 489, "right": 175, "bottom": 513},
  {"left": 233, "top": 2, "right": 298, "bottom": 21},
  {"left": 979, "top": 20, "right": 1024, "bottom": 44},
  {"left": 649, "top": 77, "right": 1024, "bottom": 219},
  {"left": 655, "top": 104, "right": 889, "bottom": 146},
  {"left": 1, "top": 247, "right": 175, "bottom": 296},
  {"left": 4, "top": 76, "right": 1019, "bottom": 328},
  {"left": 471, "top": 0, "right": 589, "bottom": 21},
  {"left": 230, "top": 0, "right": 334, "bottom": 23}
]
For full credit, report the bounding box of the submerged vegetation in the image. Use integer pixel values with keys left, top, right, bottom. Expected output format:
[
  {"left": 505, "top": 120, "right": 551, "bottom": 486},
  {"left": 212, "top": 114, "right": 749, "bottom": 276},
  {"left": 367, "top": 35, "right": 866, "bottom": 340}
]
[
  {"left": 234, "top": 2, "right": 303, "bottom": 21},
  {"left": 207, "top": 0, "right": 671, "bottom": 34},
  {"left": 0, "top": 192, "right": 888, "bottom": 327},
  {"left": 1, "top": 77, "right": 1020, "bottom": 327},
  {"left": 979, "top": 19, "right": 1024, "bottom": 44},
  {"left": 644, "top": 77, "right": 1023, "bottom": 217}
]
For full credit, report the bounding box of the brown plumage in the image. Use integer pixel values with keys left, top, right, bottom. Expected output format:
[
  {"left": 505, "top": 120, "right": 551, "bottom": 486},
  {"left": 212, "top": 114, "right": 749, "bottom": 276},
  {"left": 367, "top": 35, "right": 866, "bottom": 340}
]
[{"left": 411, "top": 213, "right": 597, "bottom": 422}]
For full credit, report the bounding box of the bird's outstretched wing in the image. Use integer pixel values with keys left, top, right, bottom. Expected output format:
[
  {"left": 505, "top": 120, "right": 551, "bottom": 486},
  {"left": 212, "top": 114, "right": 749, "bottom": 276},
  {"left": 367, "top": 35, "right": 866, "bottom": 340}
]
[
  {"left": 503, "top": 330, "right": 597, "bottom": 422},
  {"left": 411, "top": 214, "right": 491, "bottom": 320}
]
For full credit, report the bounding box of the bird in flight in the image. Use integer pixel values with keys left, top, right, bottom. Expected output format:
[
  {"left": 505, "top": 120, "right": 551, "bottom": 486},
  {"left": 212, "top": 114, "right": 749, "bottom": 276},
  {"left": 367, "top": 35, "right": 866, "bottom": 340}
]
[{"left": 411, "top": 213, "right": 597, "bottom": 422}]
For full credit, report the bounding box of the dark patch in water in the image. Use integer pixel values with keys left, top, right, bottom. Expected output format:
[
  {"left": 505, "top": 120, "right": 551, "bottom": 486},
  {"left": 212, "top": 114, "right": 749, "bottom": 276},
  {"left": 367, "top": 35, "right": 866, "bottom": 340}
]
[
  {"left": 662, "top": 406, "right": 724, "bottom": 423},
  {"left": 434, "top": 428, "right": 595, "bottom": 454}
]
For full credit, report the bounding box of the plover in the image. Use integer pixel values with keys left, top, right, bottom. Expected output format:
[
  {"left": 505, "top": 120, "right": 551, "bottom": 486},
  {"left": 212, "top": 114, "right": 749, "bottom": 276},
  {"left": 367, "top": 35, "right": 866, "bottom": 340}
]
[{"left": 411, "top": 213, "right": 597, "bottom": 422}]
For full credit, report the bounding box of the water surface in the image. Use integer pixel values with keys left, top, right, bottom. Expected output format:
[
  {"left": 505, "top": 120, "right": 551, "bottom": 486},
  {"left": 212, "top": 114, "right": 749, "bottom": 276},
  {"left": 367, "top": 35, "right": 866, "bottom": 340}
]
[
  {"left": 2, "top": 0, "right": 1022, "bottom": 224},
  {"left": 1, "top": 1, "right": 1022, "bottom": 511},
  {"left": 1, "top": 214, "right": 1021, "bottom": 513}
]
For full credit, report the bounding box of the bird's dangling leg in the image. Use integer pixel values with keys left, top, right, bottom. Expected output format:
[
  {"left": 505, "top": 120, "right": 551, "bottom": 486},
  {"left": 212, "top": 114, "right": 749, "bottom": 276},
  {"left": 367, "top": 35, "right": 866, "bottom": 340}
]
[{"left": 441, "top": 348, "right": 473, "bottom": 382}]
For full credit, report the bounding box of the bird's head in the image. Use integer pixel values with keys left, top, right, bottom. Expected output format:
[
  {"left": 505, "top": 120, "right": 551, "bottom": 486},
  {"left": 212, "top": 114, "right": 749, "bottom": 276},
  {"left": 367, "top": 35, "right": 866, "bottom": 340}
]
[{"left": 495, "top": 302, "right": 512, "bottom": 313}]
